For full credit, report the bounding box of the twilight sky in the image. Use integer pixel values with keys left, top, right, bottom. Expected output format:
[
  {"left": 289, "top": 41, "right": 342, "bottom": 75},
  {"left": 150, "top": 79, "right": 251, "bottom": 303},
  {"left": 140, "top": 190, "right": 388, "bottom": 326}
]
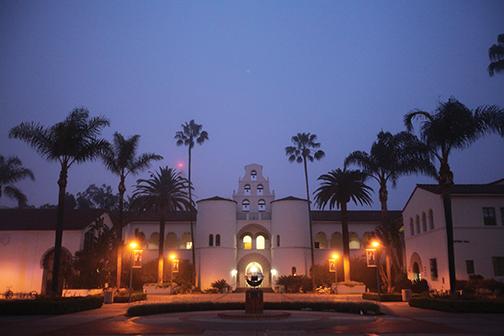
[{"left": 1, "top": 0, "right": 503, "bottom": 210}]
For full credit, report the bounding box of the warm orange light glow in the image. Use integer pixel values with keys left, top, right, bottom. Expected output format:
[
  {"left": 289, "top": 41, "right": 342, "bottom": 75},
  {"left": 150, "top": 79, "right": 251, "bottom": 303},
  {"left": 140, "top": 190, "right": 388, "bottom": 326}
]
[
  {"left": 169, "top": 253, "right": 177, "bottom": 261},
  {"left": 370, "top": 240, "right": 381, "bottom": 248},
  {"left": 331, "top": 253, "right": 340, "bottom": 260},
  {"left": 128, "top": 241, "right": 139, "bottom": 250}
]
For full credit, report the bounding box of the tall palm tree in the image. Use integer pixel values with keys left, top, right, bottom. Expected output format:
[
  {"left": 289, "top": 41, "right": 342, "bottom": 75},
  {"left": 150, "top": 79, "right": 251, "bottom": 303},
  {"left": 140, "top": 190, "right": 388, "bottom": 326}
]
[
  {"left": 131, "top": 167, "right": 192, "bottom": 285},
  {"left": 175, "top": 120, "right": 208, "bottom": 287},
  {"left": 285, "top": 132, "right": 324, "bottom": 285},
  {"left": 101, "top": 132, "right": 162, "bottom": 288},
  {"left": 0, "top": 154, "right": 35, "bottom": 207},
  {"left": 488, "top": 33, "right": 504, "bottom": 76},
  {"left": 344, "top": 131, "right": 436, "bottom": 292},
  {"left": 9, "top": 108, "right": 109, "bottom": 296},
  {"left": 314, "top": 169, "right": 373, "bottom": 282},
  {"left": 404, "top": 97, "right": 504, "bottom": 295}
]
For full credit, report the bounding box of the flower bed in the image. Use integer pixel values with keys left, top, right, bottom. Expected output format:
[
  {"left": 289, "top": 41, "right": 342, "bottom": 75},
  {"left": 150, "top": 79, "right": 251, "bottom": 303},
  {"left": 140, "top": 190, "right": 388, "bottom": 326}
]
[
  {"left": 0, "top": 296, "right": 103, "bottom": 315},
  {"left": 409, "top": 297, "right": 504, "bottom": 313}
]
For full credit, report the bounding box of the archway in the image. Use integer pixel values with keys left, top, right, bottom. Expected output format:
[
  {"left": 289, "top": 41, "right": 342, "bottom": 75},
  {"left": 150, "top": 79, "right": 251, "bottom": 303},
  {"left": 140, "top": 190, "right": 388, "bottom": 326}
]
[
  {"left": 236, "top": 253, "right": 271, "bottom": 288},
  {"left": 409, "top": 252, "right": 423, "bottom": 281},
  {"left": 40, "top": 247, "right": 73, "bottom": 295}
]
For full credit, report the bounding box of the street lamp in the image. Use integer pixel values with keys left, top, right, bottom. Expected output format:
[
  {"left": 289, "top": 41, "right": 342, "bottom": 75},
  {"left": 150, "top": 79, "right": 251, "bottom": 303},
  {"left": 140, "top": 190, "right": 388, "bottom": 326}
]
[
  {"left": 369, "top": 239, "right": 381, "bottom": 295},
  {"left": 127, "top": 240, "right": 143, "bottom": 302},
  {"left": 329, "top": 252, "right": 340, "bottom": 293},
  {"left": 168, "top": 252, "right": 178, "bottom": 285}
]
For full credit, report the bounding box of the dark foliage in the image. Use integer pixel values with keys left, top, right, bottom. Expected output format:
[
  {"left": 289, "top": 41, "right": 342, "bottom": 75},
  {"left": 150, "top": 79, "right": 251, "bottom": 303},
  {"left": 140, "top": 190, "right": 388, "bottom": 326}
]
[
  {"left": 276, "top": 275, "right": 312, "bottom": 293},
  {"left": 362, "top": 293, "right": 402, "bottom": 302},
  {"left": 411, "top": 279, "right": 429, "bottom": 293},
  {"left": 0, "top": 296, "right": 103, "bottom": 315},
  {"left": 211, "top": 279, "right": 231, "bottom": 292}
]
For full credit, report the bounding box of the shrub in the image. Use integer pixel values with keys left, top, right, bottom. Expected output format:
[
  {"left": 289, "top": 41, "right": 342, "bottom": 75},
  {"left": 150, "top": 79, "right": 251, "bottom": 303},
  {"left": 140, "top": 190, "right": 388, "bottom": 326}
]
[
  {"left": 276, "top": 275, "right": 312, "bottom": 293},
  {"left": 362, "top": 293, "right": 402, "bottom": 302},
  {"left": 0, "top": 296, "right": 103, "bottom": 315},
  {"left": 456, "top": 275, "right": 504, "bottom": 298},
  {"left": 113, "top": 291, "right": 147, "bottom": 303},
  {"left": 396, "top": 276, "right": 412, "bottom": 290},
  {"left": 409, "top": 297, "right": 504, "bottom": 313},
  {"left": 411, "top": 279, "right": 429, "bottom": 293},
  {"left": 126, "top": 301, "right": 380, "bottom": 316},
  {"left": 211, "top": 279, "right": 230, "bottom": 293}
]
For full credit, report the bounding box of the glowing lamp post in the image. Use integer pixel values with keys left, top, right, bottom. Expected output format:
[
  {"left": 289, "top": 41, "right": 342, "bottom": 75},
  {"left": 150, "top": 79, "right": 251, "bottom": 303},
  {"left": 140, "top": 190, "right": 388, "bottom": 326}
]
[
  {"left": 367, "top": 240, "right": 381, "bottom": 295},
  {"left": 128, "top": 240, "right": 143, "bottom": 302},
  {"left": 329, "top": 252, "right": 340, "bottom": 293},
  {"left": 231, "top": 269, "right": 238, "bottom": 290},
  {"left": 168, "top": 253, "right": 179, "bottom": 285}
]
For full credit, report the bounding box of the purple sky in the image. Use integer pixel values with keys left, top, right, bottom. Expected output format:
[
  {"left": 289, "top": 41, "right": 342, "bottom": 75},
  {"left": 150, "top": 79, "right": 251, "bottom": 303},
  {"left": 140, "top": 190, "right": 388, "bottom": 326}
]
[{"left": 1, "top": 0, "right": 503, "bottom": 210}]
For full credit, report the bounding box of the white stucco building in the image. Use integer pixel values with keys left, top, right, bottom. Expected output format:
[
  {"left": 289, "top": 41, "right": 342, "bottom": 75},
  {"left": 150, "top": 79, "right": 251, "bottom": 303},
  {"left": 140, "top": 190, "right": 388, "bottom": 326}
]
[{"left": 403, "top": 179, "right": 504, "bottom": 291}]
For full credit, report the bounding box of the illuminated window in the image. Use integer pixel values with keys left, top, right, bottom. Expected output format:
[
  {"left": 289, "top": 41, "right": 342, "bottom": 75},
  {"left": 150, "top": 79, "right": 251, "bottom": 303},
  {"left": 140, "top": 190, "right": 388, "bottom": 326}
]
[
  {"left": 209, "top": 234, "right": 214, "bottom": 247},
  {"left": 180, "top": 232, "right": 191, "bottom": 249},
  {"left": 216, "top": 234, "right": 221, "bottom": 246},
  {"left": 257, "top": 184, "right": 264, "bottom": 195},
  {"left": 243, "top": 235, "right": 252, "bottom": 250},
  {"left": 349, "top": 233, "right": 360, "bottom": 250},
  {"left": 244, "top": 184, "right": 251, "bottom": 195},
  {"left": 422, "top": 212, "right": 427, "bottom": 232},
  {"left": 242, "top": 199, "right": 250, "bottom": 212},
  {"left": 428, "top": 209, "right": 434, "bottom": 229},
  {"left": 251, "top": 170, "right": 257, "bottom": 181},
  {"left": 258, "top": 199, "right": 266, "bottom": 212},
  {"left": 256, "top": 235, "right": 265, "bottom": 250}
]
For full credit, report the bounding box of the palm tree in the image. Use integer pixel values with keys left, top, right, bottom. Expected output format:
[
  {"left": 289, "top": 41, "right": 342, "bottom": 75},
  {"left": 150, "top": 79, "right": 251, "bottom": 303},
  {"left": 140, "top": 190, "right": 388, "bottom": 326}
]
[
  {"left": 344, "top": 131, "right": 435, "bottom": 292},
  {"left": 101, "top": 132, "right": 162, "bottom": 288},
  {"left": 175, "top": 120, "right": 208, "bottom": 287},
  {"left": 404, "top": 97, "right": 504, "bottom": 295},
  {"left": 131, "top": 167, "right": 192, "bottom": 284},
  {"left": 0, "top": 154, "right": 35, "bottom": 207},
  {"left": 9, "top": 108, "right": 109, "bottom": 296},
  {"left": 488, "top": 33, "right": 504, "bottom": 76},
  {"left": 285, "top": 132, "right": 325, "bottom": 285},
  {"left": 314, "top": 169, "right": 373, "bottom": 282}
]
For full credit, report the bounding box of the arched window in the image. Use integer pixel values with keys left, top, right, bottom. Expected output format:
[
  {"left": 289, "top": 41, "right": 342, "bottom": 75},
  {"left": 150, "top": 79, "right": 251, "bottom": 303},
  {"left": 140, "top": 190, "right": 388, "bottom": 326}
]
[
  {"left": 276, "top": 234, "right": 280, "bottom": 247},
  {"left": 349, "top": 232, "right": 360, "bottom": 250},
  {"left": 410, "top": 218, "right": 415, "bottom": 236},
  {"left": 180, "top": 232, "right": 192, "bottom": 249},
  {"left": 314, "top": 232, "right": 327, "bottom": 249},
  {"left": 251, "top": 170, "right": 257, "bottom": 181},
  {"left": 166, "top": 232, "right": 178, "bottom": 249},
  {"left": 256, "top": 235, "right": 265, "bottom": 250},
  {"left": 215, "top": 234, "right": 221, "bottom": 246},
  {"left": 244, "top": 184, "right": 251, "bottom": 195},
  {"left": 428, "top": 209, "right": 434, "bottom": 229},
  {"left": 243, "top": 235, "right": 252, "bottom": 250},
  {"left": 422, "top": 212, "right": 427, "bottom": 232},
  {"left": 242, "top": 199, "right": 250, "bottom": 212},
  {"left": 257, "top": 184, "right": 264, "bottom": 195},
  {"left": 149, "top": 232, "right": 160, "bottom": 249},
  {"left": 209, "top": 234, "right": 214, "bottom": 247},
  {"left": 258, "top": 199, "right": 266, "bottom": 212},
  {"left": 415, "top": 215, "right": 420, "bottom": 234},
  {"left": 330, "top": 232, "right": 342, "bottom": 249}
]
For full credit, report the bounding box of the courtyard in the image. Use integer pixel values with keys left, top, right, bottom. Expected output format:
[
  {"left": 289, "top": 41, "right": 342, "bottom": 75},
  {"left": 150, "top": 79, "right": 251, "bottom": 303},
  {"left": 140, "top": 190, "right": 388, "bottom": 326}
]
[{"left": 1, "top": 293, "right": 504, "bottom": 335}]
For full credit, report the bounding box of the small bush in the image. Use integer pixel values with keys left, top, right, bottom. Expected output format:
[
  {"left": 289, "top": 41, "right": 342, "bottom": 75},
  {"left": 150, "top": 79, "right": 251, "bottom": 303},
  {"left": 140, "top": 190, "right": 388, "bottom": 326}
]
[
  {"left": 409, "top": 297, "right": 504, "bottom": 313},
  {"left": 211, "top": 279, "right": 230, "bottom": 293},
  {"left": 0, "top": 296, "right": 103, "bottom": 315},
  {"left": 276, "top": 275, "right": 312, "bottom": 293},
  {"left": 396, "top": 277, "right": 412, "bottom": 290},
  {"left": 362, "top": 293, "right": 402, "bottom": 302},
  {"left": 113, "top": 291, "right": 147, "bottom": 303},
  {"left": 127, "top": 301, "right": 380, "bottom": 316},
  {"left": 411, "top": 279, "right": 429, "bottom": 293}
]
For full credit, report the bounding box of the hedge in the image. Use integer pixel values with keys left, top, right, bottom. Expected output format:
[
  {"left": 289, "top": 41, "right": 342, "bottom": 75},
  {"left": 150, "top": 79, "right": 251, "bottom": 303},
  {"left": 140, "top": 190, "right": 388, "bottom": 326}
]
[
  {"left": 409, "top": 297, "right": 504, "bottom": 313},
  {"left": 127, "top": 301, "right": 380, "bottom": 316},
  {"left": 362, "top": 293, "right": 402, "bottom": 302},
  {"left": 113, "top": 292, "right": 147, "bottom": 303},
  {"left": 0, "top": 296, "right": 103, "bottom": 315}
]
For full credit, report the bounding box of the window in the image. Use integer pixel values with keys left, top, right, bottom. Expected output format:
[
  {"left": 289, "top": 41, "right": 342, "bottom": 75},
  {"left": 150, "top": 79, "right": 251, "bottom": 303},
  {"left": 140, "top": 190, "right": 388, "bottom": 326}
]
[
  {"left": 215, "top": 234, "right": 221, "bottom": 247},
  {"left": 330, "top": 232, "right": 342, "bottom": 249},
  {"left": 180, "top": 232, "right": 192, "bottom": 249},
  {"left": 257, "top": 184, "right": 264, "bottom": 195},
  {"left": 244, "top": 184, "right": 251, "bottom": 195},
  {"left": 149, "top": 232, "right": 160, "bottom": 249},
  {"left": 242, "top": 199, "right": 250, "bottom": 212},
  {"left": 410, "top": 218, "right": 414, "bottom": 236},
  {"left": 256, "top": 235, "right": 265, "bottom": 250},
  {"left": 429, "top": 258, "right": 438, "bottom": 281},
  {"left": 428, "top": 209, "right": 434, "bottom": 230},
  {"left": 243, "top": 235, "right": 252, "bottom": 250},
  {"left": 422, "top": 212, "right": 427, "bottom": 232},
  {"left": 291, "top": 266, "right": 297, "bottom": 276},
  {"left": 492, "top": 257, "right": 504, "bottom": 276},
  {"left": 209, "top": 234, "right": 214, "bottom": 247},
  {"left": 466, "top": 260, "right": 475, "bottom": 274},
  {"left": 251, "top": 170, "right": 257, "bottom": 181},
  {"left": 349, "top": 233, "right": 360, "bottom": 250},
  {"left": 415, "top": 215, "right": 420, "bottom": 234},
  {"left": 314, "top": 232, "right": 327, "bottom": 249},
  {"left": 258, "top": 199, "right": 266, "bottom": 212},
  {"left": 166, "top": 232, "right": 178, "bottom": 248},
  {"left": 483, "top": 207, "right": 496, "bottom": 226},
  {"left": 276, "top": 234, "right": 280, "bottom": 247}
]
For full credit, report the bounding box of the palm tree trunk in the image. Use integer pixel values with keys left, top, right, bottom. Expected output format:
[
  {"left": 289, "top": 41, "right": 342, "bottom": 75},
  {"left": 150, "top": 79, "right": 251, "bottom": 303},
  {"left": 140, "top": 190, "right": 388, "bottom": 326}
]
[
  {"left": 303, "top": 157, "right": 315, "bottom": 289},
  {"left": 439, "top": 160, "right": 456, "bottom": 295},
  {"left": 379, "top": 181, "right": 393, "bottom": 293},
  {"left": 51, "top": 163, "right": 68, "bottom": 297},
  {"left": 158, "top": 206, "right": 166, "bottom": 285},
  {"left": 341, "top": 202, "right": 351, "bottom": 282},
  {"left": 116, "top": 176, "right": 126, "bottom": 289},
  {"left": 188, "top": 146, "right": 196, "bottom": 288}
]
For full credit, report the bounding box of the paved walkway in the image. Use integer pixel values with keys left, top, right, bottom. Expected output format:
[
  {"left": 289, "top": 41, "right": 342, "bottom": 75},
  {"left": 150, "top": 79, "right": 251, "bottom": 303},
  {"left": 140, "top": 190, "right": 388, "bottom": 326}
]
[{"left": 1, "top": 294, "right": 503, "bottom": 335}]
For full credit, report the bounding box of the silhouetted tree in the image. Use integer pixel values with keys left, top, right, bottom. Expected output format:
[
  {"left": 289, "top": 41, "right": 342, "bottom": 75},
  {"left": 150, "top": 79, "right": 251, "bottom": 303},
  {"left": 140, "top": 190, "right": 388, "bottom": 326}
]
[
  {"left": 488, "top": 33, "right": 504, "bottom": 76},
  {"left": 131, "top": 167, "right": 192, "bottom": 284},
  {"left": 314, "top": 168, "right": 373, "bottom": 282},
  {"left": 404, "top": 97, "right": 504, "bottom": 295},
  {"left": 9, "top": 108, "right": 109, "bottom": 296},
  {"left": 76, "top": 184, "right": 118, "bottom": 210},
  {"left": 175, "top": 120, "right": 208, "bottom": 287},
  {"left": 0, "top": 154, "right": 34, "bottom": 207}
]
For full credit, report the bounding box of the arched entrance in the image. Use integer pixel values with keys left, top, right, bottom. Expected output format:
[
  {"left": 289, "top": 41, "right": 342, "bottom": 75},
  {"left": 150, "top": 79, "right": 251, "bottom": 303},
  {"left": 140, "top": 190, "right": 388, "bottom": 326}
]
[
  {"left": 237, "top": 253, "right": 271, "bottom": 288},
  {"left": 409, "top": 252, "right": 423, "bottom": 281},
  {"left": 41, "top": 247, "right": 73, "bottom": 295}
]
